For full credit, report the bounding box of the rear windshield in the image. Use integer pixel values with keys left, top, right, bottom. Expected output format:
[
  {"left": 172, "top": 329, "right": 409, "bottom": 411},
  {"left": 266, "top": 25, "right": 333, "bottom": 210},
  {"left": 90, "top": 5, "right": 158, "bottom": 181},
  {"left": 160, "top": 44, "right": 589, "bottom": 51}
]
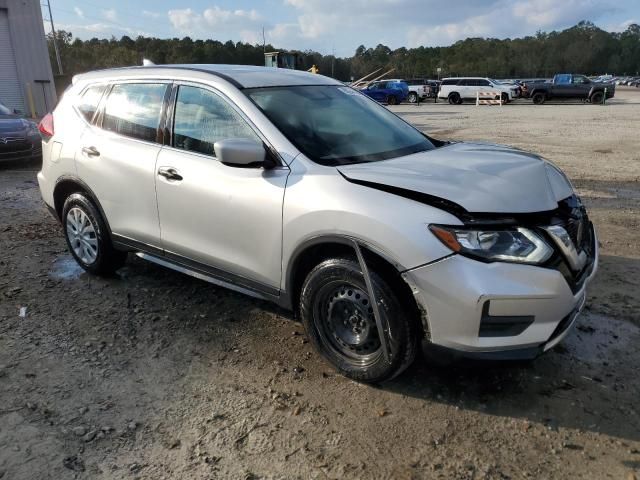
[{"left": 245, "top": 85, "right": 434, "bottom": 166}]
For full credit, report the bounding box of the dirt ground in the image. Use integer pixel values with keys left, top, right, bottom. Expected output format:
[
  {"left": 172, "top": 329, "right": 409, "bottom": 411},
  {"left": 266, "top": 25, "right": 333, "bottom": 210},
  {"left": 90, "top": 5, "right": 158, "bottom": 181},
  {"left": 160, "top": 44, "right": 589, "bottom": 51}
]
[{"left": 1, "top": 88, "right": 639, "bottom": 480}]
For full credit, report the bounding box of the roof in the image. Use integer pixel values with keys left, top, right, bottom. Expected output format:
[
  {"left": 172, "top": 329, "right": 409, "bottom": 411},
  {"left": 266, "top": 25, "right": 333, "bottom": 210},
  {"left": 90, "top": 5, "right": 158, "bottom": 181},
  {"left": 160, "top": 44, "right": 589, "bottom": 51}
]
[
  {"left": 74, "top": 64, "right": 341, "bottom": 89},
  {"left": 441, "top": 76, "right": 491, "bottom": 80}
]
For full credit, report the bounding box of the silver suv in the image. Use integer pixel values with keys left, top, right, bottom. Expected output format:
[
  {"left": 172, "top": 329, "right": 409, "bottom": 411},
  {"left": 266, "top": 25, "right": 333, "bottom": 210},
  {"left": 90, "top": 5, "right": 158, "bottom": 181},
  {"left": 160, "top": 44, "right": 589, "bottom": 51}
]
[{"left": 37, "top": 65, "right": 597, "bottom": 382}]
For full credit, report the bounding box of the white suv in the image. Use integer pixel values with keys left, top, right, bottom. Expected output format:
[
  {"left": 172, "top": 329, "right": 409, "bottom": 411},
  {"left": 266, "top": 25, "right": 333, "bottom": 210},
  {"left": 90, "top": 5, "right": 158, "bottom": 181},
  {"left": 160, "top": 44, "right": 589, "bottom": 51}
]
[
  {"left": 438, "top": 77, "right": 517, "bottom": 104},
  {"left": 37, "top": 65, "right": 597, "bottom": 382}
]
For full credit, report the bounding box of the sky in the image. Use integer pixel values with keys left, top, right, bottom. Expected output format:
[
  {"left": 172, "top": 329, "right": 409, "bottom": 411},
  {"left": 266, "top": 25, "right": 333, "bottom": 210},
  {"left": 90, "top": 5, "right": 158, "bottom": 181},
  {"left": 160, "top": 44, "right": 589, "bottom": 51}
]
[{"left": 45, "top": 0, "right": 638, "bottom": 57}]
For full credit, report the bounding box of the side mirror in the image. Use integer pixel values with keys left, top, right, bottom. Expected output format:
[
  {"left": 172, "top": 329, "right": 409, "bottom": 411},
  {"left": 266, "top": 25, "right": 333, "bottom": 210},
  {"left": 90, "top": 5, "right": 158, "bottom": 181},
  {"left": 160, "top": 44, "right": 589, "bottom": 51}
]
[{"left": 213, "top": 138, "right": 267, "bottom": 167}]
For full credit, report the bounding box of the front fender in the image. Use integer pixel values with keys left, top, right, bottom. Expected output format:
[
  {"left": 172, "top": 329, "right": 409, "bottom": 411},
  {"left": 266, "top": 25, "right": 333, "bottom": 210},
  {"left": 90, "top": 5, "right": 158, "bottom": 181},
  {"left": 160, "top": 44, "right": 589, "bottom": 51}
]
[{"left": 281, "top": 160, "right": 459, "bottom": 293}]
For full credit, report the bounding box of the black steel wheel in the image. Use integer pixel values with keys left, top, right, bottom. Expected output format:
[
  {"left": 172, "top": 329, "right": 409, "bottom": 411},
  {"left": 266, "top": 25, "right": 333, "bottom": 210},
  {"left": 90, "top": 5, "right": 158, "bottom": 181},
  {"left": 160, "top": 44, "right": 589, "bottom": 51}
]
[
  {"left": 300, "top": 256, "right": 419, "bottom": 383},
  {"left": 448, "top": 92, "right": 461, "bottom": 105}
]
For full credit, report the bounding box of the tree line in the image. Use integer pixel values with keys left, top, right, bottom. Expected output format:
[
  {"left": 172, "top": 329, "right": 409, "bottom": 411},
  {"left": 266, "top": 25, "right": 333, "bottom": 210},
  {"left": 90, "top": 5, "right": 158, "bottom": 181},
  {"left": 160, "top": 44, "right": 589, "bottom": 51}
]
[{"left": 48, "top": 21, "right": 640, "bottom": 82}]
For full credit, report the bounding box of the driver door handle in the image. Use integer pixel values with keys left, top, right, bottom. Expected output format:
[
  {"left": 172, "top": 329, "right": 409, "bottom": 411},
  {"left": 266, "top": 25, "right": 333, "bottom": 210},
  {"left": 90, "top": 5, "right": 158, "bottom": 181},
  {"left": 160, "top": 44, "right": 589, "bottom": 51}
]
[
  {"left": 158, "top": 166, "right": 183, "bottom": 182},
  {"left": 81, "top": 146, "right": 100, "bottom": 157}
]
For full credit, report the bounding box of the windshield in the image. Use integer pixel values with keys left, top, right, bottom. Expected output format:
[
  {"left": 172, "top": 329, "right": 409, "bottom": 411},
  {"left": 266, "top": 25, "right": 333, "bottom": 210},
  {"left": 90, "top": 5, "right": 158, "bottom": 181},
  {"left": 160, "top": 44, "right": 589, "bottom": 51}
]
[
  {"left": 245, "top": 85, "right": 434, "bottom": 166},
  {"left": 0, "top": 102, "right": 11, "bottom": 115}
]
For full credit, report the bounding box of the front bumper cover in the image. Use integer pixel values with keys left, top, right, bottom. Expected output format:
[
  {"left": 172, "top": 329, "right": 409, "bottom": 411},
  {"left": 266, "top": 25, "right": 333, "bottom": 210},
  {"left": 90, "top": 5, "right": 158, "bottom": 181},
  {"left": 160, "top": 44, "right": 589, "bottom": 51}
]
[{"left": 402, "top": 226, "right": 598, "bottom": 357}]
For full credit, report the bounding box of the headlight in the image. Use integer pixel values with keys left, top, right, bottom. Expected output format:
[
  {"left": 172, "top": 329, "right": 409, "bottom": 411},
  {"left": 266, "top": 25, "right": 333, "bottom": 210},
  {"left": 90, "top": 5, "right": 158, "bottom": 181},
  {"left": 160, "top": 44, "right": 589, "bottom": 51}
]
[
  {"left": 429, "top": 225, "right": 553, "bottom": 264},
  {"left": 26, "top": 123, "right": 39, "bottom": 137}
]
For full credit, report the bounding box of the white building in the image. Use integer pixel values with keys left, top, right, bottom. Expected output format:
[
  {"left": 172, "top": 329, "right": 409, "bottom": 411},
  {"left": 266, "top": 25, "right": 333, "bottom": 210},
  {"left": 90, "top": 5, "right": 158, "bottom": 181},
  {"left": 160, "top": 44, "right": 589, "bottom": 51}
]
[{"left": 0, "top": 0, "right": 56, "bottom": 116}]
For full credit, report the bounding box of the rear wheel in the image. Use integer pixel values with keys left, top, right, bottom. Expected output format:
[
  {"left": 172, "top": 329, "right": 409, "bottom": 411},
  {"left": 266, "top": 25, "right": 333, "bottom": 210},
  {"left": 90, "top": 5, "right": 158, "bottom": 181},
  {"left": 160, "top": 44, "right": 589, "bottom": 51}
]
[
  {"left": 448, "top": 92, "right": 461, "bottom": 105},
  {"left": 590, "top": 91, "right": 604, "bottom": 104},
  {"left": 532, "top": 92, "right": 546, "bottom": 105},
  {"left": 386, "top": 95, "right": 398, "bottom": 105},
  {"left": 407, "top": 92, "right": 418, "bottom": 103},
  {"left": 299, "top": 257, "right": 419, "bottom": 383},
  {"left": 62, "top": 193, "right": 127, "bottom": 275}
]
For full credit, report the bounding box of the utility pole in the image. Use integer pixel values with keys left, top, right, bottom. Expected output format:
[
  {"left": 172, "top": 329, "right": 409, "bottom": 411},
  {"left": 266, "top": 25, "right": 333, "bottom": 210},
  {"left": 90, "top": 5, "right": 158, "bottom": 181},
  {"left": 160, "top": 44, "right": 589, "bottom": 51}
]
[
  {"left": 44, "top": 0, "right": 63, "bottom": 75},
  {"left": 262, "top": 26, "right": 266, "bottom": 53}
]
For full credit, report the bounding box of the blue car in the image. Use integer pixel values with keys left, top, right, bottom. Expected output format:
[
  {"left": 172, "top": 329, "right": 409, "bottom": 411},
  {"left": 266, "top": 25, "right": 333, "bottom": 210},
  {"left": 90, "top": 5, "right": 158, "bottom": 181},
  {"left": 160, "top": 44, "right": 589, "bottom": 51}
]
[{"left": 360, "top": 80, "right": 409, "bottom": 105}]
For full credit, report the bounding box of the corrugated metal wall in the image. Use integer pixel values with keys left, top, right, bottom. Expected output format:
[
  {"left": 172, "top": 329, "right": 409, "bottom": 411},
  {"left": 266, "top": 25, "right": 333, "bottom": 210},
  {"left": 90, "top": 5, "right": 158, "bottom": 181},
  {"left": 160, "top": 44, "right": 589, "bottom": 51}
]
[{"left": 0, "top": 0, "right": 57, "bottom": 117}]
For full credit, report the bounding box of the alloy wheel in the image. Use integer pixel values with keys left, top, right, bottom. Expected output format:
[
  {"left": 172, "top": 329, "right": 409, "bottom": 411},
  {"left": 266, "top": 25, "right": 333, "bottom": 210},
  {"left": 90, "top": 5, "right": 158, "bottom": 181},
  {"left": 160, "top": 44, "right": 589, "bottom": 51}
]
[{"left": 66, "top": 207, "right": 99, "bottom": 264}]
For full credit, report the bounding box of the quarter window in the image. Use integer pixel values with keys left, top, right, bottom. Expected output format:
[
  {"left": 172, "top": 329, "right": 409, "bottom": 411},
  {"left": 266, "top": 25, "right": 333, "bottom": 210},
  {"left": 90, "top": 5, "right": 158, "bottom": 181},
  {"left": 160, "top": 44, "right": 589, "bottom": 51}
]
[
  {"left": 77, "top": 85, "right": 106, "bottom": 123},
  {"left": 172, "top": 86, "right": 258, "bottom": 156},
  {"left": 103, "top": 83, "right": 167, "bottom": 142}
]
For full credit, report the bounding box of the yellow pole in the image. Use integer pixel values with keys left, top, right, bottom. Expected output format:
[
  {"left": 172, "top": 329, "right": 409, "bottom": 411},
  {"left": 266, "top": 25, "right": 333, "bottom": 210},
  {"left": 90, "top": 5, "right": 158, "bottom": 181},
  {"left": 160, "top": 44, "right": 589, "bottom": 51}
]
[{"left": 26, "top": 83, "right": 37, "bottom": 118}]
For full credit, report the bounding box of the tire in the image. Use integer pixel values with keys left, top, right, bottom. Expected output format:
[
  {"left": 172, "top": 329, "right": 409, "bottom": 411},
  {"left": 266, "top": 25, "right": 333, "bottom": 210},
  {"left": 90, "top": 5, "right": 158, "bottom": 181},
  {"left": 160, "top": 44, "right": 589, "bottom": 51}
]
[
  {"left": 590, "top": 91, "right": 604, "bottom": 104},
  {"left": 532, "top": 92, "right": 546, "bottom": 105},
  {"left": 448, "top": 92, "right": 461, "bottom": 105},
  {"left": 407, "top": 92, "right": 418, "bottom": 103},
  {"left": 501, "top": 93, "right": 509, "bottom": 104},
  {"left": 62, "top": 193, "right": 127, "bottom": 275},
  {"left": 386, "top": 95, "right": 398, "bottom": 105},
  {"left": 299, "top": 256, "right": 419, "bottom": 383}
]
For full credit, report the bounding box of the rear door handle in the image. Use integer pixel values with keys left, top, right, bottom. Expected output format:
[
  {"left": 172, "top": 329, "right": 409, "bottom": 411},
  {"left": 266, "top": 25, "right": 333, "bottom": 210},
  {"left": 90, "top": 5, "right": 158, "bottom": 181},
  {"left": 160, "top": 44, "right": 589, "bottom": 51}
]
[
  {"left": 81, "top": 146, "right": 100, "bottom": 157},
  {"left": 157, "top": 166, "right": 183, "bottom": 182}
]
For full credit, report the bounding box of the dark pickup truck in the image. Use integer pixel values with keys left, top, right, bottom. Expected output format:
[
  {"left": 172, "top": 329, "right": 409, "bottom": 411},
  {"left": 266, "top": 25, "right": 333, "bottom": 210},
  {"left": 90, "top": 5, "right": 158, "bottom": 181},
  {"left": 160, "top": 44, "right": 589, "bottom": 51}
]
[{"left": 526, "top": 74, "right": 615, "bottom": 105}]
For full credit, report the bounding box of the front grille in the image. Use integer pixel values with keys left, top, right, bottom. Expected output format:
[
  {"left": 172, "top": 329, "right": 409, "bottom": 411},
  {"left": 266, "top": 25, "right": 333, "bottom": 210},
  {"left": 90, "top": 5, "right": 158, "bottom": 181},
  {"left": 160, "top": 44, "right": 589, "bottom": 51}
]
[{"left": 0, "top": 141, "right": 30, "bottom": 153}]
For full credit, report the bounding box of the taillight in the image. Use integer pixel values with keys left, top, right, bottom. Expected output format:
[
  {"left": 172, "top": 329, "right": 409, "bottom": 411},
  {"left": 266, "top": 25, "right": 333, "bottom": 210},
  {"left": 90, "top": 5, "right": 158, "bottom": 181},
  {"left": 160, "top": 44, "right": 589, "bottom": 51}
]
[{"left": 38, "top": 113, "right": 54, "bottom": 138}]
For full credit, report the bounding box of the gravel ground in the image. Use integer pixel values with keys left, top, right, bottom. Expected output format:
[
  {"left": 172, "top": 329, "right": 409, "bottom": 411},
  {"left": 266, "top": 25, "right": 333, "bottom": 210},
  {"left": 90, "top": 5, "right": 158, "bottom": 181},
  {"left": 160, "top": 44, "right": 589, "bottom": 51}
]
[{"left": 1, "top": 88, "right": 639, "bottom": 480}]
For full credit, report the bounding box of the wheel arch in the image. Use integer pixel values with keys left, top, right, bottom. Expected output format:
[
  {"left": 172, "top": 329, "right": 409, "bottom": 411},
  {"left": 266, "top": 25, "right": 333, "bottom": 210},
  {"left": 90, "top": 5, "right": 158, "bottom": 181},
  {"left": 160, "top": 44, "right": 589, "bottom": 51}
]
[
  {"left": 283, "top": 235, "right": 426, "bottom": 337},
  {"left": 53, "top": 176, "right": 113, "bottom": 236}
]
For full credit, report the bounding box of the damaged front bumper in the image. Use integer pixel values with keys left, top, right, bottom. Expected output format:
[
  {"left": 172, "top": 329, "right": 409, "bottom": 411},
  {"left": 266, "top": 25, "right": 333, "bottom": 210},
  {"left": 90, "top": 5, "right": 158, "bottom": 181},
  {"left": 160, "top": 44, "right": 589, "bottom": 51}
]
[{"left": 402, "top": 227, "right": 598, "bottom": 359}]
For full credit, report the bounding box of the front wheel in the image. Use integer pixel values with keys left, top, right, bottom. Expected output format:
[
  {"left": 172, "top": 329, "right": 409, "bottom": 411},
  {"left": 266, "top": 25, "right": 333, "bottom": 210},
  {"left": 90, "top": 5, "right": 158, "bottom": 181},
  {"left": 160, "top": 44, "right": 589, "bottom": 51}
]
[
  {"left": 62, "top": 193, "right": 127, "bottom": 275},
  {"left": 501, "top": 93, "right": 509, "bottom": 104},
  {"left": 590, "top": 91, "right": 604, "bottom": 104},
  {"left": 448, "top": 92, "right": 461, "bottom": 105},
  {"left": 386, "top": 95, "right": 398, "bottom": 105},
  {"left": 299, "top": 257, "right": 419, "bottom": 383},
  {"left": 407, "top": 92, "right": 418, "bottom": 103}
]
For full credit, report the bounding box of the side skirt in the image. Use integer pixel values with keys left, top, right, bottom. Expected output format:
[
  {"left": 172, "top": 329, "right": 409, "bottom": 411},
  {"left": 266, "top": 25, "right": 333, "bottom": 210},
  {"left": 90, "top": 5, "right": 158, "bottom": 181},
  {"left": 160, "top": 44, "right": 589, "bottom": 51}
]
[{"left": 112, "top": 234, "right": 285, "bottom": 307}]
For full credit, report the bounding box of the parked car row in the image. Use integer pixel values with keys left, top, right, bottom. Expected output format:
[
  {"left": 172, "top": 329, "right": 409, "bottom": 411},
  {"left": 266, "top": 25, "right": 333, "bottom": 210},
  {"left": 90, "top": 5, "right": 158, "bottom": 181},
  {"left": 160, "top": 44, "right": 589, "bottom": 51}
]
[
  {"left": 358, "top": 78, "right": 442, "bottom": 104},
  {"left": 612, "top": 76, "right": 640, "bottom": 87}
]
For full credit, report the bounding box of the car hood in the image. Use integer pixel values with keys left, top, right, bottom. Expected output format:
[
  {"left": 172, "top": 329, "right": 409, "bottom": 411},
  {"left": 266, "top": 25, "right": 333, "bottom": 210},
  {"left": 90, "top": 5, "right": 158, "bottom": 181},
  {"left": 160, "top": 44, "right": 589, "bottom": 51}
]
[
  {"left": 0, "top": 116, "right": 33, "bottom": 135},
  {"left": 337, "top": 142, "right": 574, "bottom": 215}
]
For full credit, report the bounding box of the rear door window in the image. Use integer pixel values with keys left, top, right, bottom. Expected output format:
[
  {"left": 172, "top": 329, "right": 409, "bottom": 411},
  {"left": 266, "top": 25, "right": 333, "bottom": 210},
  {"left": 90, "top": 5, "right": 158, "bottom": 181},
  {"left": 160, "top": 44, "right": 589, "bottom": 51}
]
[
  {"left": 102, "top": 83, "right": 168, "bottom": 143},
  {"left": 77, "top": 85, "right": 106, "bottom": 123},
  {"left": 172, "top": 85, "right": 259, "bottom": 157}
]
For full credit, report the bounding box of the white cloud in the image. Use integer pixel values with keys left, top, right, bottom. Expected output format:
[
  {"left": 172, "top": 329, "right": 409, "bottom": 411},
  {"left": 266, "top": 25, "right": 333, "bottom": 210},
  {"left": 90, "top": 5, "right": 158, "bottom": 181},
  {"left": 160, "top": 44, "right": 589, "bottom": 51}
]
[
  {"left": 74, "top": 7, "right": 84, "bottom": 19},
  {"left": 158, "top": 0, "right": 630, "bottom": 56},
  {"left": 168, "top": 6, "right": 263, "bottom": 42},
  {"left": 58, "top": 22, "right": 151, "bottom": 38},
  {"left": 102, "top": 9, "right": 117, "bottom": 22}
]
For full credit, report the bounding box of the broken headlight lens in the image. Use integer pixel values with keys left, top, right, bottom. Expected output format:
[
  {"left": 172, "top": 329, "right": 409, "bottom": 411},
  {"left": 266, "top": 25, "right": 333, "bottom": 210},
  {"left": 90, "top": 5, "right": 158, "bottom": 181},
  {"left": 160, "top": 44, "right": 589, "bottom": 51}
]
[{"left": 429, "top": 225, "right": 553, "bottom": 264}]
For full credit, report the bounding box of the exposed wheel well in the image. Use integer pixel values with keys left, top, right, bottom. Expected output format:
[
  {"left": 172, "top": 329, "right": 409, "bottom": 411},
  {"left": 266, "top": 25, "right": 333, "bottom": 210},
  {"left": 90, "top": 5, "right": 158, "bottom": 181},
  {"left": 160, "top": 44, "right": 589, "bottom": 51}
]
[
  {"left": 287, "top": 241, "right": 426, "bottom": 337},
  {"left": 53, "top": 179, "right": 89, "bottom": 220}
]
